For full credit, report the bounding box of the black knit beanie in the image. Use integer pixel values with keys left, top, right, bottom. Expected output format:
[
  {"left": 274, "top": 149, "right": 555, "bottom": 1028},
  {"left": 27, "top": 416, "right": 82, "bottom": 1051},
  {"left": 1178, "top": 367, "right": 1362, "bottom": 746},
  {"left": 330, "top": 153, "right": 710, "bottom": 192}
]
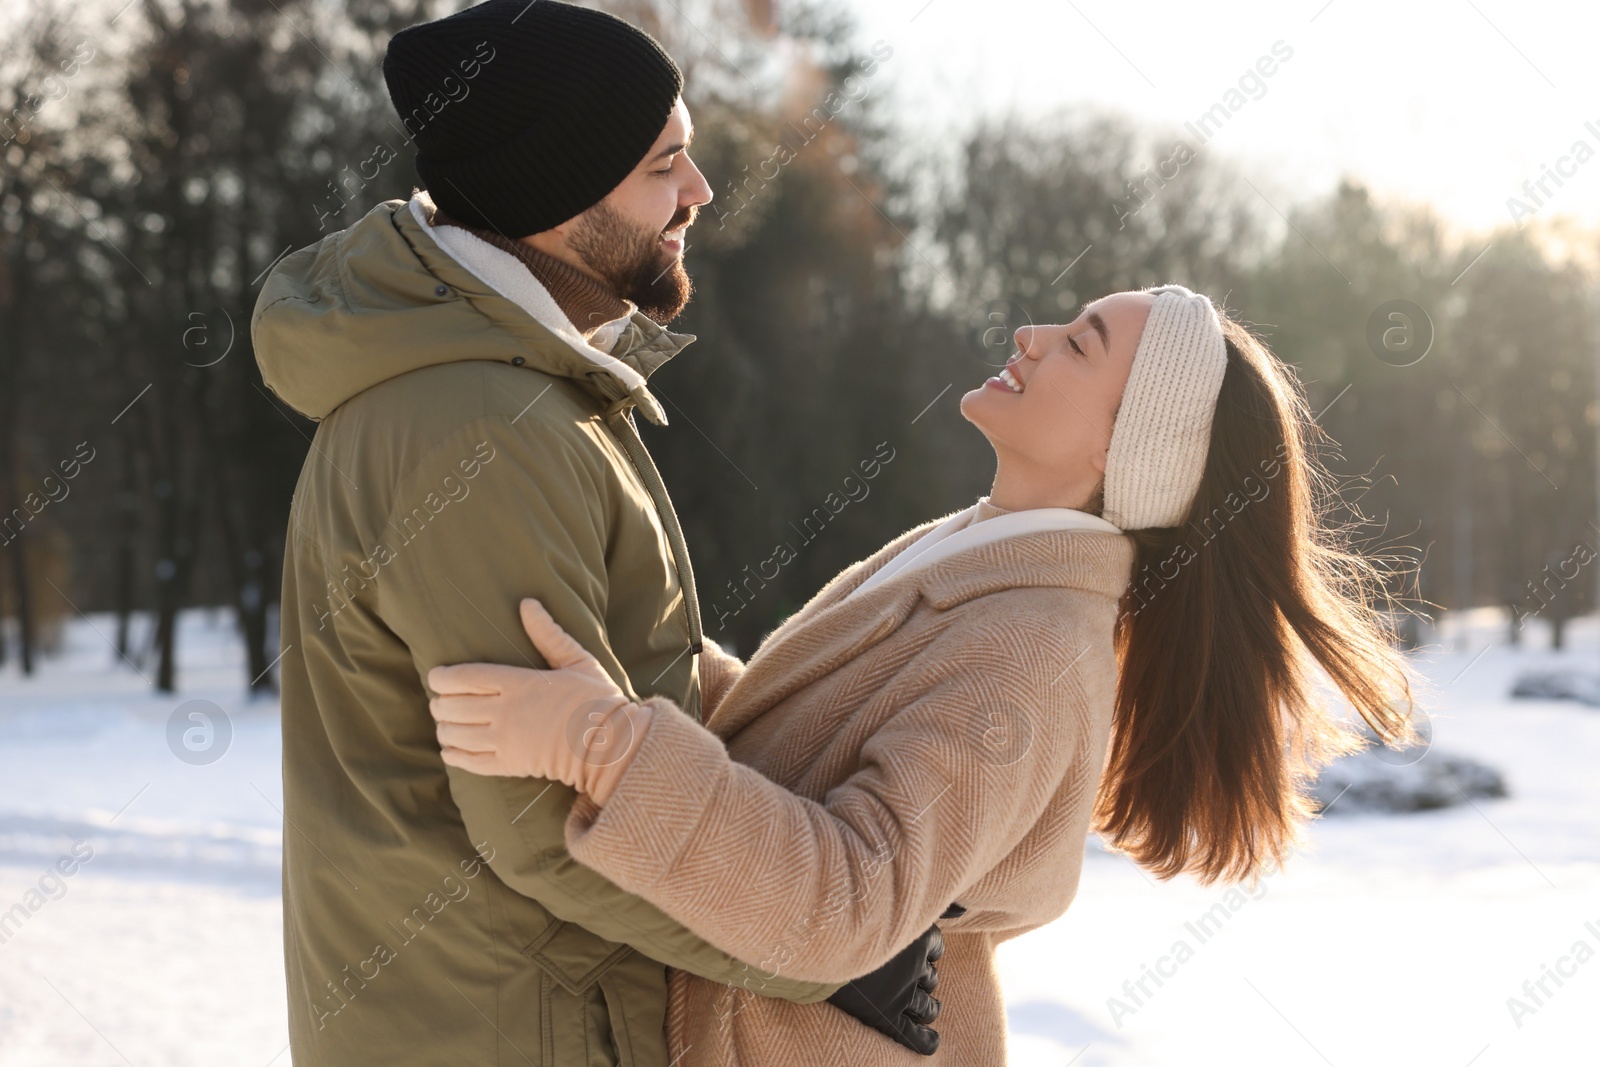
[{"left": 382, "top": 0, "right": 684, "bottom": 238}]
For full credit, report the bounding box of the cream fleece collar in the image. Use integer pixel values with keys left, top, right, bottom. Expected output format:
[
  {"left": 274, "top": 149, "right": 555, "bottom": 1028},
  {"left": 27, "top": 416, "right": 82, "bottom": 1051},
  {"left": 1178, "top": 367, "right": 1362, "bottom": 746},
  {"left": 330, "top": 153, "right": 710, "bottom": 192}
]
[
  {"left": 710, "top": 510, "right": 1133, "bottom": 736},
  {"left": 848, "top": 503, "right": 1122, "bottom": 600},
  {"left": 407, "top": 191, "right": 670, "bottom": 424}
]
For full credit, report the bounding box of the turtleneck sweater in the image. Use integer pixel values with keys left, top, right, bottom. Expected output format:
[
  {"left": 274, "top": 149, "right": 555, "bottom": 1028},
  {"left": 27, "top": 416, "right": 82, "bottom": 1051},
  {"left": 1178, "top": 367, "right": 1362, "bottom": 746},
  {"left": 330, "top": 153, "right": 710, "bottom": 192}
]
[{"left": 427, "top": 202, "right": 631, "bottom": 338}]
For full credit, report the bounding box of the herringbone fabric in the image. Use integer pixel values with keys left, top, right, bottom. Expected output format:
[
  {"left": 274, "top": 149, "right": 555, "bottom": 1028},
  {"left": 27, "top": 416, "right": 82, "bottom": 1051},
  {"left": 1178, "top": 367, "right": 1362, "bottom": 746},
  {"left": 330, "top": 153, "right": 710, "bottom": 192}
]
[{"left": 564, "top": 508, "right": 1135, "bottom": 1065}]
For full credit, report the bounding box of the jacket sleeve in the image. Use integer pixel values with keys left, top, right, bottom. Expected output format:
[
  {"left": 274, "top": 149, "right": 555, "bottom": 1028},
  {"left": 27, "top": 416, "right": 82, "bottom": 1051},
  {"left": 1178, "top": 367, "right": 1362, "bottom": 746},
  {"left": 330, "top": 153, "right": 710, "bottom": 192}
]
[
  {"left": 375, "top": 408, "right": 839, "bottom": 1003},
  {"left": 563, "top": 603, "right": 1113, "bottom": 983}
]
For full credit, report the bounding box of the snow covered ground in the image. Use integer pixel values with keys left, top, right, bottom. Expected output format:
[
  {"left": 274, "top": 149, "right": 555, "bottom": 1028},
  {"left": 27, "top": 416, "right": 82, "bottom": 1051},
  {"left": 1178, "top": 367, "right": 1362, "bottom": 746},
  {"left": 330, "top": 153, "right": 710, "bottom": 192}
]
[{"left": 1, "top": 608, "right": 1597, "bottom": 1066}]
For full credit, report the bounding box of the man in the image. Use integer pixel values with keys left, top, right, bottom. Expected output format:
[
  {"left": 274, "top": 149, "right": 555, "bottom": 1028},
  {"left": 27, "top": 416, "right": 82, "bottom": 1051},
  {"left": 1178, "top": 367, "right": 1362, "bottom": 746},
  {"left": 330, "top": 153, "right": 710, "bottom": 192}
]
[{"left": 253, "top": 2, "right": 942, "bottom": 1063}]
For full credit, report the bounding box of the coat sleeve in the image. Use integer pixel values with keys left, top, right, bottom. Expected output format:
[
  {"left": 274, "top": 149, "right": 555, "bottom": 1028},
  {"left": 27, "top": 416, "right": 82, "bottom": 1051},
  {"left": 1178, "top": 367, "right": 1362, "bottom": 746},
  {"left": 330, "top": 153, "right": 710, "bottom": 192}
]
[
  {"left": 375, "top": 408, "right": 839, "bottom": 1004},
  {"left": 697, "top": 640, "right": 747, "bottom": 732},
  {"left": 563, "top": 603, "right": 1111, "bottom": 984}
]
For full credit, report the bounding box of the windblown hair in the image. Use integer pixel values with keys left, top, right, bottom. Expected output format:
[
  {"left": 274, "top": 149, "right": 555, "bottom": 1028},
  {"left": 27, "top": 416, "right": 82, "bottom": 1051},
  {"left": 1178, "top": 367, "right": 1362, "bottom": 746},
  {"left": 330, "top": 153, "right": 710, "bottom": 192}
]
[{"left": 1092, "top": 311, "right": 1418, "bottom": 886}]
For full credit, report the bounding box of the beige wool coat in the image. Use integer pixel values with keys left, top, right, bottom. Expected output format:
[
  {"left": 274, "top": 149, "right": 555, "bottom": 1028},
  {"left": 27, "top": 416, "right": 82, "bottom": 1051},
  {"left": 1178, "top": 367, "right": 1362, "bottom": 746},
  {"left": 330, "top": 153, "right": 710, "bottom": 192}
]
[{"left": 563, "top": 506, "right": 1136, "bottom": 1065}]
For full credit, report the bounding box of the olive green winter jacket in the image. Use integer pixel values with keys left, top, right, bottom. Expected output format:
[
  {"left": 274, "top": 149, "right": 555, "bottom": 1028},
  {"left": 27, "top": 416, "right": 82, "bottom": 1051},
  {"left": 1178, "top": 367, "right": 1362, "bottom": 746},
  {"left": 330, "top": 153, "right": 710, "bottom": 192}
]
[{"left": 253, "top": 193, "right": 837, "bottom": 1067}]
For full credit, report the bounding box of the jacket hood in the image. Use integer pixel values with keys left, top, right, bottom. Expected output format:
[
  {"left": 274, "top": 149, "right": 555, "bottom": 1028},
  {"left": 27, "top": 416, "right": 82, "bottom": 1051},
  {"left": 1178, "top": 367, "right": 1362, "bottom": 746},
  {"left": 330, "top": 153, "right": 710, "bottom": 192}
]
[{"left": 252, "top": 194, "right": 691, "bottom": 422}]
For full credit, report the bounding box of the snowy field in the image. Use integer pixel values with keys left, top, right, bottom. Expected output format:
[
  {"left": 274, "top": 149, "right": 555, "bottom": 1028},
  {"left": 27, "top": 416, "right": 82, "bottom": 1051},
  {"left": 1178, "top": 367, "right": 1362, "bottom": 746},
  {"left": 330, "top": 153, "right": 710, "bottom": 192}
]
[{"left": 1, "top": 608, "right": 1597, "bottom": 1066}]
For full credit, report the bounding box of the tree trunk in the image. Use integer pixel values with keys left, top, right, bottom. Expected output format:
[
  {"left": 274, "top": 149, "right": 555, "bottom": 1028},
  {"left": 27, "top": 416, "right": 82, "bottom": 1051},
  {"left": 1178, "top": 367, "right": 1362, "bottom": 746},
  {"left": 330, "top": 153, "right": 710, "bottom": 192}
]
[
  {"left": 0, "top": 223, "right": 35, "bottom": 674},
  {"left": 0, "top": 418, "right": 34, "bottom": 675},
  {"left": 7, "top": 532, "right": 35, "bottom": 675},
  {"left": 113, "top": 444, "right": 140, "bottom": 661},
  {"left": 151, "top": 483, "right": 203, "bottom": 693}
]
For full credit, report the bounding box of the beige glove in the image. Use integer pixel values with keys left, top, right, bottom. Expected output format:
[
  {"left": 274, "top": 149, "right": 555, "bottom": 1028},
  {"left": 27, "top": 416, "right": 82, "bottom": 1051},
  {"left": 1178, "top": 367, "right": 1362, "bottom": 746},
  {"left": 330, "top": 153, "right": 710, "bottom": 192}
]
[{"left": 428, "top": 599, "right": 655, "bottom": 805}]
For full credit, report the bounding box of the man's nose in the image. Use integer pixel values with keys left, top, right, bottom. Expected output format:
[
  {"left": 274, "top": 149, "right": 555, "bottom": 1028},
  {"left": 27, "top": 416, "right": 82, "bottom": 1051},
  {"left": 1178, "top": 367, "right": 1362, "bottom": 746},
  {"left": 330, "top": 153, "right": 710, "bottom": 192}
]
[{"left": 682, "top": 157, "right": 713, "bottom": 209}]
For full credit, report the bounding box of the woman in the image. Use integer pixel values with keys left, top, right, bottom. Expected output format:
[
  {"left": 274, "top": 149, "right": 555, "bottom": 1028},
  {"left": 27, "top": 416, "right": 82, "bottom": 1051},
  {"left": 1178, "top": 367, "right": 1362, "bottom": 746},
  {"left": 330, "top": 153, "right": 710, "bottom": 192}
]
[{"left": 429, "top": 285, "right": 1417, "bottom": 1065}]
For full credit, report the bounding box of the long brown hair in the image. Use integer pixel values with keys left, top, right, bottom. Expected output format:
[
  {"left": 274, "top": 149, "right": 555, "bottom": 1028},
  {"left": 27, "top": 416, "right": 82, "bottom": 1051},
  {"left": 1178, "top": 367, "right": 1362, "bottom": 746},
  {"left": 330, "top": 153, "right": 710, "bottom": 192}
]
[{"left": 1092, "top": 311, "right": 1418, "bottom": 886}]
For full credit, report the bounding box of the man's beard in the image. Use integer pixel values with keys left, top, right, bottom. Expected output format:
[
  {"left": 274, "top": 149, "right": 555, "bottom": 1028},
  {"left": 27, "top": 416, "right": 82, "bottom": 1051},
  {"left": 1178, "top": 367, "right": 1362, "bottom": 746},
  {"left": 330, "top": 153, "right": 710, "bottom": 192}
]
[{"left": 568, "top": 201, "right": 695, "bottom": 324}]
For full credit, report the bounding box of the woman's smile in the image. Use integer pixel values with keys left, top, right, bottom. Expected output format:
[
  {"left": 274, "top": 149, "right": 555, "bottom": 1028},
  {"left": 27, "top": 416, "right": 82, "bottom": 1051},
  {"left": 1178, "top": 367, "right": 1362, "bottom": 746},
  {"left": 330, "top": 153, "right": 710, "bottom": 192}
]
[{"left": 984, "top": 356, "right": 1027, "bottom": 394}]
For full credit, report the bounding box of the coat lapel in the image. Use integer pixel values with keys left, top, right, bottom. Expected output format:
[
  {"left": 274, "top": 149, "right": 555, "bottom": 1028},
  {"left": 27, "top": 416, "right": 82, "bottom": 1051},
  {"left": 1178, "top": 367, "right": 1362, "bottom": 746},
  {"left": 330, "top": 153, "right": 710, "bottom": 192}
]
[
  {"left": 753, "top": 516, "right": 948, "bottom": 646},
  {"left": 708, "top": 525, "right": 1134, "bottom": 740},
  {"left": 709, "top": 573, "right": 925, "bottom": 740},
  {"left": 919, "top": 529, "right": 1133, "bottom": 608}
]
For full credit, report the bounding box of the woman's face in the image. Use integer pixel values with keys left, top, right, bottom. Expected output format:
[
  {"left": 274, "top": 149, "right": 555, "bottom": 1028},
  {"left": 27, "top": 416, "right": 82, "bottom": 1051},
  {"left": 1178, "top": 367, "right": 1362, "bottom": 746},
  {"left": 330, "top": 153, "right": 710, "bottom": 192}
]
[{"left": 960, "top": 291, "right": 1154, "bottom": 496}]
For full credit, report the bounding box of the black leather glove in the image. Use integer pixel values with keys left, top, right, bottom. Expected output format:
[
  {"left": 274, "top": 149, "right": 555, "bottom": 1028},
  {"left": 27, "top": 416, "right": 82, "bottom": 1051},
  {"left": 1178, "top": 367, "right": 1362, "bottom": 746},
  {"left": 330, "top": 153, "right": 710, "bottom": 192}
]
[{"left": 826, "top": 903, "right": 966, "bottom": 1056}]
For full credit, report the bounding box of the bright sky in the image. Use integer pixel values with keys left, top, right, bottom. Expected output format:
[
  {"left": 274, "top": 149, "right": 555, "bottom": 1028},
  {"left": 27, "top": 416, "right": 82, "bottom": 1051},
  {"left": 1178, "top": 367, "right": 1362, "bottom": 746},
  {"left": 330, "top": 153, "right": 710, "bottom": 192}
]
[{"left": 841, "top": 0, "right": 1600, "bottom": 239}]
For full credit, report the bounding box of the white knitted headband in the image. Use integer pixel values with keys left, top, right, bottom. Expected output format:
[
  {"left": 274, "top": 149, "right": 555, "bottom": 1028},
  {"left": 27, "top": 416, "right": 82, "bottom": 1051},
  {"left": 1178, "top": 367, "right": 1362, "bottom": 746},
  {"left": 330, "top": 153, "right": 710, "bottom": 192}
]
[{"left": 1100, "top": 284, "right": 1229, "bottom": 530}]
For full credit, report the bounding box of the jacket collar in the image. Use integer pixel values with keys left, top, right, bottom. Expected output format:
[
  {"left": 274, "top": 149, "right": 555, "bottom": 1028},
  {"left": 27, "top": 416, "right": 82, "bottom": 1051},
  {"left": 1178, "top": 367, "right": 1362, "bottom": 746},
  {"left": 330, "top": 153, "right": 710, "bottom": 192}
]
[
  {"left": 428, "top": 201, "right": 632, "bottom": 334},
  {"left": 395, "top": 192, "right": 693, "bottom": 426},
  {"left": 708, "top": 515, "right": 1134, "bottom": 739}
]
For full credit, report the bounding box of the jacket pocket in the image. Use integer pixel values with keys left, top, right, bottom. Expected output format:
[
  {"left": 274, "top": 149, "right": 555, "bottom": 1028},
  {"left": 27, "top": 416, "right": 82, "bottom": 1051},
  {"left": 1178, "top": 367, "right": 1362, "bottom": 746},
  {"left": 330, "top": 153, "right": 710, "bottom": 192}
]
[
  {"left": 521, "top": 918, "right": 635, "bottom": 995},
  {"left": 518, "top": 919, "right": 673, "bottom": 1066},
  {"left": 595, "top": 951, "right": 673, "bottom": 1067}
]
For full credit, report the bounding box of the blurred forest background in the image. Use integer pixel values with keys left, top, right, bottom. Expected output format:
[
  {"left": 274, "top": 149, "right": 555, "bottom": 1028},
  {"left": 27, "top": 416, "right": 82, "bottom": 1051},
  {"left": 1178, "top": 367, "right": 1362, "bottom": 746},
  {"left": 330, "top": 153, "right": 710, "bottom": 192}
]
[{"left": 1, "top": 0, "right": 1597, "bottom": 690}]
